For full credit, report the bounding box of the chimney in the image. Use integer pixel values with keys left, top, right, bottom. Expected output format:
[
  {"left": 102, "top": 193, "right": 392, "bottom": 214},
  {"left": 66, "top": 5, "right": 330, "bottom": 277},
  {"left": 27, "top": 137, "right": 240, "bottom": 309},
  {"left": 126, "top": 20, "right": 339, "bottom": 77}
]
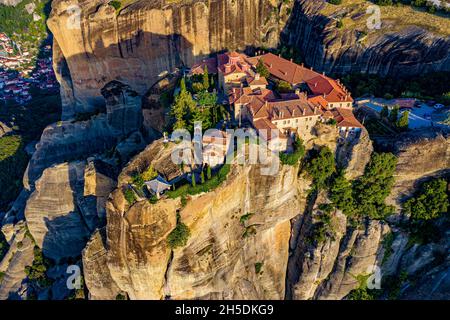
[
  {"left": 310, "top": 66, "right": 313, "bottom": 70},
  {"left": 269, "top": 63, "right": 273, "bottom": 68},
  {"left": 314, "top": 82, "right": 317, "bottom": 88},
  {"left": 323, "top": 93, "right": 326, "bottom": 98},
  {"left": 295, "top": 89, "right": 301, "bottom": 96},
  {"left": 314, "top": 107, "right": 317, "bottom": 115},
  {"left": 255, "top": 73, "right": 260, "bottom": 80},
  {"left": 303, "top": 109, "right": 306, "bottom": 116},
  {"left": 301, "top": 63, "right": 304, "bottom": 68},
  {"left": 290, "top": 58, "right": 293, "bottom": 62},
  {"left": 322, "top": 71, "right": 325, "bottom": 76}
]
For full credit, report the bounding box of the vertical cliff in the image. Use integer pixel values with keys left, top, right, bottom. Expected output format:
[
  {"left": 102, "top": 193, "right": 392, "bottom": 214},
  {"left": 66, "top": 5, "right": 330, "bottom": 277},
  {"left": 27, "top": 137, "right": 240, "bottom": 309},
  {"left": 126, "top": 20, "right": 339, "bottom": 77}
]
[
  {"left": 283, "top": 0, "right": 450, "bottom": 77},
  {"left": 48, "top": 0, "right": 292, "bottom": 117}
]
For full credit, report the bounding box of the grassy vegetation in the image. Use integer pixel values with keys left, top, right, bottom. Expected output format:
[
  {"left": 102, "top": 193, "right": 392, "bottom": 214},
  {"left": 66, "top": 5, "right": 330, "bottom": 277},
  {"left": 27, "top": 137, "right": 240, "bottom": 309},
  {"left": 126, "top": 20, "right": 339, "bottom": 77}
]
[
  {"left": 280, "top": 138, "right": 305, "bottom": 166},
  {"left": 167, "top": 164, "right": 231, "bottom": 200}
]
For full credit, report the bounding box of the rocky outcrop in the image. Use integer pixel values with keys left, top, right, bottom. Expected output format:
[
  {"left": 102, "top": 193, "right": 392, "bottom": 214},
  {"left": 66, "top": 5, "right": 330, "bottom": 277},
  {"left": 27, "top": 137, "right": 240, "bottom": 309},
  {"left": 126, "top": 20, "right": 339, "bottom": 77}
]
[
  {"left": 287, "top": 190, "right": 389, "bottom": 300},
  {"left": 82, "top": 228, "right": 122, "bottom": 300},
  {"left": 0, "top": 222, "right": 34, "bottom": 300},
  {"left": 25, "top": 80, "right": 143, "bottom": 187},
  {"left": 0, "top": 121, "right": 12, "bottom": 138},
  {"left": 83, "top": 139, "right": 310, "bottom": 300},
  {"left": 24, "top": 160, "right": 116, "bottom": 261},
  {"left": 386, "top": 132, "right": 450, "bottom": 211},
  {"left": 283, "top": 0, "right": 450, "bottom": 77},
  {"left": 48, "top": 0, "right": 292, "bottom": 115},
  {"left": 336, "top": 129, "right": 373, "bottom": 180}
]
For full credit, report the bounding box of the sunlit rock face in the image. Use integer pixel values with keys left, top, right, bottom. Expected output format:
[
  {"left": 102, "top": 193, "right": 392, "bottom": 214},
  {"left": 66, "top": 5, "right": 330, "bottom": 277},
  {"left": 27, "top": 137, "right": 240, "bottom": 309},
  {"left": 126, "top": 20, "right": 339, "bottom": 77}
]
[
  {"left": 283, "top": 0, "right": 450, "bottom": 78},
  {"left": 48, "top": 0, "right": 292, "bottom": 117}
]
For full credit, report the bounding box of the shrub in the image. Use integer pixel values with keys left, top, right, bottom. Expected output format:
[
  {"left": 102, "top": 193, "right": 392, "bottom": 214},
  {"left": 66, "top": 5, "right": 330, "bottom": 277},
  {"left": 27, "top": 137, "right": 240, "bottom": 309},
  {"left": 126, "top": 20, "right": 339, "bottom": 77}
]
[
  {"left": 109, "top": 1, "right": 122, "bottom": 11},
  {"left": 24, "top": 246, "right": 53, "bottom": 288},
  {"left": 167, "top": 165, "right": 231, "bottom": 199},
  {"left": 403, "top": 179, "right": 448, "bottom": 221},
  {"left": 353, "top": 152, "right": 398, "bottom": 220},
  {"left": 276, "top": 80, "right": 293, "bottom": 93},
  {"left": 255, "top": 262, "right": 264, "bottom": 274},
  {"left": 240, "top": 213, "right": 254, "bottom": 226},
  {"left": 256, "top": 59, "right": 270, "bottom": 78},
  {"left": 132, "top": 174, "right": 145, "bottom": 189},
  {"left": 305, "top": 147, "right": 335, "bottom": 190},
  {"left": 280, "top": 138, "right": 305, "bottom": 165},
  {"left": 123, "top": 188, "right": 137, "bottom": 205},
  {"left": 142, "top": 165, "right": 158, "bottom": 181},
  {"left": 330, "top": 170, "right": 356, "bottom": 217},
  {"left": 167, "top": 214, "right": 191, "bottom": 249}
]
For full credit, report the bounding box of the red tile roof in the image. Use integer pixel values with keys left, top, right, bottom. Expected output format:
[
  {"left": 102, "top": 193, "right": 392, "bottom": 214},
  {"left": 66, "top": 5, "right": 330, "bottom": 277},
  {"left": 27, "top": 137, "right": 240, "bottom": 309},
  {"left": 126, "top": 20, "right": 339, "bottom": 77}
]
[
  {"left": 218, "top": 51, "right": 252, "bottom": 76},
  {"left": 190, "top": 57, "right": 218, "bottom": 75},
  {"left": 247, "top": 53, "right": 319, "bottom": 85},
  {"left": 306, "top": 75, "right": 353, "bottom": 103},
  {"left": 331, "top": 108, "right": 363, "bottom": 128}
]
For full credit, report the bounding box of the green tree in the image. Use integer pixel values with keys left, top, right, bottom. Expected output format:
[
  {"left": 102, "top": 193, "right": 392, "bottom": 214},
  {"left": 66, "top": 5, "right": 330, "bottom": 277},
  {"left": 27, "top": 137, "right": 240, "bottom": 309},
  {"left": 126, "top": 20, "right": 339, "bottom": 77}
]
[
  {"left": 197, "top": 91, "right": 217, "bottom": 107},
  {"left": 180, "top": 77, "right": 187, "bottom": 94},
  {"left": 353, "top": 153, "right": 398, "bottom": 219},
  {"left": 202, "top": 66, "right": 209, "bottom": 91},
  {"left": 380, "top": 105, "right": 389, "bottom": 118},
  {"left": 389, "top": 105, "right": 399, "bottom": 124},
  {"left": 276, "top": 80, "right": 293, "bottom": 93},
  {"left": 142, "top": 165, "right": 158, "bottom": 181},
  {"left": 256, "top": 59, "right": 270, "bottom": 78},
  {"left": 306, "top": 147, "right": 335, "bottom": 189},
  {"left": 330, "top": 170, "right": 356, "bottom": 216},
  {"left": 207, "top": 166, "right": 212, "bottom": 180},
  {"left": 167, "top": 213, "right": 191, "bottom": 249},
  {"left": 191, "top": 173, "right": 196, "bottom": 187},
  {"left": 171, "top": 79, "right": 197, "bottom": 131},
  {"left": 201, "top": 170, "right": 205, "bottom": 184},
  {"left": 403, "top": 179, "right": 448, "bottom": 221},
  {"left": 397, "top": 111, "right": 409, "bottom": 131}
]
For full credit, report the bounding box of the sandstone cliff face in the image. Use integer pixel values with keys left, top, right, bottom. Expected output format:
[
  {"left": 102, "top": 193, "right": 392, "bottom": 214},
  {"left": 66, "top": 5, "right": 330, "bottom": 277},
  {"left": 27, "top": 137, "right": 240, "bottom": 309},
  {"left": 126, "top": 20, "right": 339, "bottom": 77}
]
[
  {"left": 87, "top": 140, "right": 309, "bottom": 300},
  {"left": 48, "top": 0, "right": 292, "bottom": 116},
  {"left": 283, "top": 0, "right": 450, "bottom": 77},
  {"left": 24, "top": 160, "right": 116, "bottom": 261},
  {"left": 24, "top": 80, "right": 143, "bottom": 188},
  {"left": 386, "top": 132, "right": 450, "bottom": 211}
]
